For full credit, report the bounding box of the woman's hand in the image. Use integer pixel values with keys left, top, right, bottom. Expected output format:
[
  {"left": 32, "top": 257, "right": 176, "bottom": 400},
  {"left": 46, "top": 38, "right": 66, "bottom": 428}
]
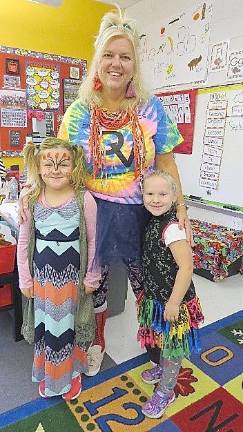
[
  {"left": 18, "top": 186, "right": 31, "bottom": 224},
  {"left": 21, "top": 286, "right": 34, "bottom": 298},
  {"left": 176, "top": 205, "right": 194, "bottom": 247},
  {"left": 164, "top": 300, "right": 180, "bottom": 322}
]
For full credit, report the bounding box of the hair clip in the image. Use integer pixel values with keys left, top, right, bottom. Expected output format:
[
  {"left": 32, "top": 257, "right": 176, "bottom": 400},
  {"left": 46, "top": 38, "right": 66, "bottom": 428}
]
[
  {"left": 107, "top": 22, "right": 133, "bottom": 32},
  {"left": 123, "top": 23, "right": 132, "bottom": 31}
]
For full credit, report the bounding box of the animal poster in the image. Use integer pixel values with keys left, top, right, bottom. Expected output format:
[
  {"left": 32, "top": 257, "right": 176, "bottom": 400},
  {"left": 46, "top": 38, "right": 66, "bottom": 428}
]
[
  {"left": 139, "top": 2, "right": 212, "bottom": 89},
  {"left": 209, "top": 41, "right": 229, "bottom": 72},
  {"left": 157, "top": 89, "right": 197, "bottom": 154}
]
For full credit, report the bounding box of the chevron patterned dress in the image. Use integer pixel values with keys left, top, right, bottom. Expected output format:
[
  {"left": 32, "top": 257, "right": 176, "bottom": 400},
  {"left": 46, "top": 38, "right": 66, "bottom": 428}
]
[{"left": 31, "top": 198, "right": 87, "bottom": 397}]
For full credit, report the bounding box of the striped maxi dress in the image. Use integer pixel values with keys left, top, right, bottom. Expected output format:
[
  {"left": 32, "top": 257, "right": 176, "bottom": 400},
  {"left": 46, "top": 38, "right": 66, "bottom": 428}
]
[{"left": 31, "top": 197, "right": 87, "bottom": 397}]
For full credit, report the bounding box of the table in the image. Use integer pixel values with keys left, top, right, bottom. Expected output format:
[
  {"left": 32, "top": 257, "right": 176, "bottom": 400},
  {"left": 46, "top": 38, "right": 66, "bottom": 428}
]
[{"left": 191, "top": 219, "right": 243, "bottom": 282}]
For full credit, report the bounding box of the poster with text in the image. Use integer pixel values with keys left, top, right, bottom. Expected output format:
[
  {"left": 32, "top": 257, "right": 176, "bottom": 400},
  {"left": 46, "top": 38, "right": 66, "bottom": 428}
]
[
  {"left": 227, "top": 49, "right": 243, "bottom": 83},
  {"left": 209, "top": 41, "right": 229, "bottom": 72},
  {"left": 26, "top": 65, "right": 60, "bottom": 110},
  {"left": 157, "top": 89, "right": 197, "bottom": 154}
]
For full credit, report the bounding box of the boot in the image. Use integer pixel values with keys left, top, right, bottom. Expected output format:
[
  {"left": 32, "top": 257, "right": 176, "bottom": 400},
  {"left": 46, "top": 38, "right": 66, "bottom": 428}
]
[{"left": 85, "top": 310, "right": 107, "bottom": 376}]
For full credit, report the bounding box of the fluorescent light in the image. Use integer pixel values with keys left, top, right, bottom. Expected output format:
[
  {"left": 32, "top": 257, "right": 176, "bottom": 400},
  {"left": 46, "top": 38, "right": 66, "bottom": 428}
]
[{"left": 28, "top": 0, "right": 63, "bottom": 6}]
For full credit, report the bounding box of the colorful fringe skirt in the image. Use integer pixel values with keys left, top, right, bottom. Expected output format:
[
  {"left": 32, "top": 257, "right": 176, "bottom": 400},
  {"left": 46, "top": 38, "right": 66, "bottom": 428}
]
[{"left": 137, "top": 295, "right": 204, "bottom": 359}]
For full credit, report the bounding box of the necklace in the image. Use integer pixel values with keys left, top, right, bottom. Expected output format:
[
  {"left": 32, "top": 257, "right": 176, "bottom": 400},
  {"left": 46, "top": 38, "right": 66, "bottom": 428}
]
[
  {"left": 89, "top": 103, "right": 146, "bottom": 180},
  {"left": 96, "top": 107, "right": 131, "bottom": 129}
]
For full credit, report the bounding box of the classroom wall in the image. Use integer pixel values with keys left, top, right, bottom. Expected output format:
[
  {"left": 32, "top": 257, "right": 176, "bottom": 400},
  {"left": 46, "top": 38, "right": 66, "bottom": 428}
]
[
  {"left": 0, "top": 0, "right": 111, "bottom": 171},
  {"left": 0, "top": 0, "right": 110, "bottom": 62},
  {"left": 126, "top": 0, "right": 243, "bottom": 230}
]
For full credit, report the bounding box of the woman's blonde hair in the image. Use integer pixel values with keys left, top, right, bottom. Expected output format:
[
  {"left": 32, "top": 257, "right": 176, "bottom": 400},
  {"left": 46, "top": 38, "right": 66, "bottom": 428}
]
[
  {"left": 78, "top": 8, "right": 150, "bottom": 110},
  {"left": 22, "top": 137, "right": 85, "bottom": 202}
]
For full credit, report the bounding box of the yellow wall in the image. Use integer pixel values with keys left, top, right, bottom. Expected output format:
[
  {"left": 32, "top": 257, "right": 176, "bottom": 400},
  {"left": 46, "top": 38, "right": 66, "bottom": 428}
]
[
  {"left": 0, "top": 0, "right": 111, "bottom": 171},
  {"left": 3, "top": 157, "right": 24, "bottom": 171},
  {"left": 0, "top": 0, "right": 111, "bottom": 62}
]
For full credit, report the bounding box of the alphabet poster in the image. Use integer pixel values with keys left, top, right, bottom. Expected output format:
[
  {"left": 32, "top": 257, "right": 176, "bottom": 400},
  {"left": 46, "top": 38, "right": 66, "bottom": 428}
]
[
  {"left": 209, "top": 41, "right": 229, "bottom": 72},
  {"left": 157, "top": 89, "right": 197, "bottom": 154},
  {"left": 227, "top": 49, "right": 243, "bottom": 83},
  {"left": 139, "top": 2, "right": 212, "bottom": 89}
]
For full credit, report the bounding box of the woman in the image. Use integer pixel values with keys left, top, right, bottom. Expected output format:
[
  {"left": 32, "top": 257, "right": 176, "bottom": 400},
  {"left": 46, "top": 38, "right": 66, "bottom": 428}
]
[
  {"left": 20, "top": 9, "right": 191, "bottom": 376},
  {"left": 58, "top": 9, "right": 191, "bottom": 376}
]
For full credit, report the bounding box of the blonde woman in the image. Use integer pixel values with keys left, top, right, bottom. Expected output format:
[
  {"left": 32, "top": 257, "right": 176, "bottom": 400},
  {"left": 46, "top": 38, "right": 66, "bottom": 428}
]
[{"left": 21, "top": 9, "right": 192, "bottom": 375}]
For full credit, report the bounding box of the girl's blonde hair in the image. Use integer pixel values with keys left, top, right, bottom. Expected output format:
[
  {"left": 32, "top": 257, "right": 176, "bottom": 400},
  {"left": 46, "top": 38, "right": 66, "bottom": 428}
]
[
  {"left": 143, "top": 170, "right": 177, "bottom": 195},
  {"left": 22, "top": 137, "right": 85, "bottom": 202},
  {"left": 78, "top": 8, "right": 150, "bottom": 110}
]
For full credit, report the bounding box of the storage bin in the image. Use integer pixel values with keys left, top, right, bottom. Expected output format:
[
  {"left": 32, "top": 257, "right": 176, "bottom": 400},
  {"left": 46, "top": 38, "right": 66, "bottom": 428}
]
[
  {"left": 0, "top": 283, "right": 13, "bottom": 307},
  {"left": 0, "top": 244, "right": 16, "bottom": 274}
]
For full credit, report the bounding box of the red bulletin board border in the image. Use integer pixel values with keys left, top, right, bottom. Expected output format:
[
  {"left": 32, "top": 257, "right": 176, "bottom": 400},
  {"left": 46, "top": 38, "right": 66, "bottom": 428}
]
[
  {"left": 156, "top": 89, "right": 197, "bottom": 154},
  {"left": 0, "top": 46, "right": 87, "bottom": 153}
]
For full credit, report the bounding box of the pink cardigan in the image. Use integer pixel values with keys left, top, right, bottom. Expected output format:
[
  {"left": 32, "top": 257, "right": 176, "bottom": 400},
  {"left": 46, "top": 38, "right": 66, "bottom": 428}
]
[{"left": 17, "top": 190, "right": 101, "bottom": 293}]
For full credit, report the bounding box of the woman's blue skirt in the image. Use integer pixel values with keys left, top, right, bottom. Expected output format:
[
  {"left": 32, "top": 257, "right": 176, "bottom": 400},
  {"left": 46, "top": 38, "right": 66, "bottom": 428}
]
[{"left": 95, "top": 198, "right": 150, "bottom": 266}]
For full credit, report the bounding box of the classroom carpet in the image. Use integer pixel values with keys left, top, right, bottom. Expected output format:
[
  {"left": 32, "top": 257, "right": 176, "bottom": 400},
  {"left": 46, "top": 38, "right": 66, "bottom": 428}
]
[{"left": 0, "top": 311, "right": 242, "bottom": 432}]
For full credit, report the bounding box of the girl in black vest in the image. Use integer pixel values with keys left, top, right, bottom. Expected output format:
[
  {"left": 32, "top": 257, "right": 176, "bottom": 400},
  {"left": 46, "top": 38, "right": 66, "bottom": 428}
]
[{"left": 137, "top": 170, "right": 204, "bottom": 419}]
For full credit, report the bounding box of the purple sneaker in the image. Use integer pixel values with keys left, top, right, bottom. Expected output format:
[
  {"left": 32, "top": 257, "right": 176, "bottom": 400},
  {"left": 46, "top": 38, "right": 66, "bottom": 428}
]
[
  {"left": 141, "top": 365, "right": 163, "bottom": 384},
  {"left": 142, "top": 390, "right": 175, "bottom": 419}
]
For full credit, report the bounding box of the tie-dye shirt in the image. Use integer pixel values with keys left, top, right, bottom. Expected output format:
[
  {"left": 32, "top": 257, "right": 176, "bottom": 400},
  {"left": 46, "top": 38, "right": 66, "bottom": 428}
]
[{"left": 58, "top": 95, "right": 183, "bottom": 204}]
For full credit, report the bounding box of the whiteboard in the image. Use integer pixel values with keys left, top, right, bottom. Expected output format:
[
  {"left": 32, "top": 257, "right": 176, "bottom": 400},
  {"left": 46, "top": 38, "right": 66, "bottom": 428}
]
[{"left": 175, "top": 83, "right": 243, "bottom": 209}]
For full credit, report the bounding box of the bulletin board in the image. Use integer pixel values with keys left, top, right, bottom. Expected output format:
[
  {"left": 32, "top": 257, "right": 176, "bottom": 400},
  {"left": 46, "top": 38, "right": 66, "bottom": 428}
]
[
  {"left": 156, "top": 89, "right": 197, "bottom": 154},
  {"left": 174, "top": 83, "right": 243, "bottom": 210},
  {"left": 0, "top": 45, "right": 87, "bottom": 155}
]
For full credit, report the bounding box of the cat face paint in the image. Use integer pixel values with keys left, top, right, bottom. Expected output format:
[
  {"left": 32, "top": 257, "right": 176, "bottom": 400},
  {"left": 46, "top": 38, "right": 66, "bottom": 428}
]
[{"left": 39, "top": 148, "right": 73, "bottom": 191}]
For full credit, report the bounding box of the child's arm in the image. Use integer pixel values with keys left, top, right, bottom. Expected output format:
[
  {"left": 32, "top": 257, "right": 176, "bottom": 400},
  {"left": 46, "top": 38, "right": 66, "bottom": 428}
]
[
  {"left": 163, "top": 224, "right": 193, "bottom": 322},
  {"left": 17, "top": 208, "right": 34, "bottom": 298},
  {"left": 83, "top": 191, "right": 101, "bottom": 294}
]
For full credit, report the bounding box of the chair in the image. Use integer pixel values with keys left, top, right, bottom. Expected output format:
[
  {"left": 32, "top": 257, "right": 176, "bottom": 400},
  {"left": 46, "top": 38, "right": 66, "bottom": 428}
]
[{"left": 0, "top": 245, "right": 23, "bottom": 341}]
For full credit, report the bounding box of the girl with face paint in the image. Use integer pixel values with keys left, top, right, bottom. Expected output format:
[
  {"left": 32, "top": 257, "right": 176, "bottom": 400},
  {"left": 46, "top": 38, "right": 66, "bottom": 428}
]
[{"left": 17, "top": 137, "right": 101, "bottom": 401}]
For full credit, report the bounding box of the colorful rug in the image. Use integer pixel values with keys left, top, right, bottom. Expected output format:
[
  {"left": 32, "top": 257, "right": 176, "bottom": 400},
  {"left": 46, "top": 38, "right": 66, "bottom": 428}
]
[{"left": 0, "top": 311, "right": 242, "bottom": 431}]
